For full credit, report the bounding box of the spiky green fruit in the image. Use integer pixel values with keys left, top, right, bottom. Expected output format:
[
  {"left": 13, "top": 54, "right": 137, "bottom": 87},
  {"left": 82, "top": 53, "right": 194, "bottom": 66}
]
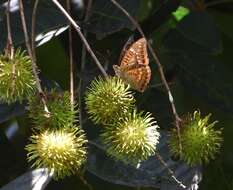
[
  {"left": 169, "top": 110, "right": 222, "bottom": 166},
  {"left": 26, "top": 127, "right": 87, "bottom": 179},
  {"left": 85, "top": 77, "right": 135, "bottom": 125},
  {"left": 0, "top": 49, "right": 36, "bottom": 103},
  {"left": 101, "top": 110, "right": 160, "bottom": 165},
  {"left": 28, "top": 90, "right": 77, "bottom": 130}
]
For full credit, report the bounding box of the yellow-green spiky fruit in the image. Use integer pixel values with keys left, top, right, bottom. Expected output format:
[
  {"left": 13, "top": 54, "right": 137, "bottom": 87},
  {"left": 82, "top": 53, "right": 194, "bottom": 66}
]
[
  {"left": 101, "top": 110, "right": 160, "bottom": 165},
  {"left": 85, "top": 77, "right": 135, "bottom": 125},
  {"left": 25, "top": 127, "right": 87, "bottom": 179},
  {"left": 0, "top": 49, "right": 36, "bottom": 103},
  {"left": 169, "top": 110, "right": 222, "bottom": 166},
  {"left": 28, "top": 90, "right": 77, "bottom": 130}
]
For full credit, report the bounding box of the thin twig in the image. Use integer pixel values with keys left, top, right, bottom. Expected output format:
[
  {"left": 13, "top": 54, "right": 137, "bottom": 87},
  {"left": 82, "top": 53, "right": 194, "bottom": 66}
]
[
  {"left": 5, "top": 0, "right": 14, "bottom": 58},
  {"left": 66, "top": 0, "right": 75, "bottom": 108},
  {"left": 5, "top": 0, "right": 16, "bottom": 96},
  {"left": 78, "top": 0, "right": 92, "bottom": 128},
  {"left": 52, "top": 0, "right": 108, "bottom": 78},
  {"left": 19, "top": 0, "right": 32, "bottom": 58},
  {"left": 77, "top": 173, "right": 93, "bottom": 190},
  {"left": 150, "top": 82, "right": 174, "bottom": 89},
  {"left": 6, "top": 0, "right": 13, "bottom": 45},
  {"left": 109, "top": 0, "right": 182, "bottom": 155},
  {"left": 19, "top": 0, "right": 50, "bottom": 116},
  {"left": 31, "top": 0, "right": 39, "bottom": 63},
  {"left": 155, "top": 152, "right": 186, "bottom": 188}
]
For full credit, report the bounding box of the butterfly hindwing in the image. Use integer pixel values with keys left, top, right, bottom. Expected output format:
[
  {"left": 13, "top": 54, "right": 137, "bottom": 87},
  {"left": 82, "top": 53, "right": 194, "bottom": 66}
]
[{"left": 124, "top": 64, "right": 151, "bottom": 92}]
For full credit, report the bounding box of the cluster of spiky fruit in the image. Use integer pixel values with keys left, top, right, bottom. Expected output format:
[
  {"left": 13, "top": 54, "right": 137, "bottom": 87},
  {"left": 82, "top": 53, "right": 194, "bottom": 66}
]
[
  {"left": 0, "top": 40, "right": 223, "bottom": 186},
  {"left": 0, "top": 49, "right": 87, "bottom": 179},
  {"left": 85, "top": 77, "right": 222, "bottom": 167},
  {"left": 0, "top": 49, "right": 36, "bottom": 104},
  {"left": 0, "top": 47, "right": 222, "bottom": 178},
  {"left": 85, "top": 77, "right": 160, "bottom": 166},
  {"left": 169, "top": 111, "right": 222, "bottom": 166},
  {"left": 26, "top": 90, "right": 87, "bottom": 179}
]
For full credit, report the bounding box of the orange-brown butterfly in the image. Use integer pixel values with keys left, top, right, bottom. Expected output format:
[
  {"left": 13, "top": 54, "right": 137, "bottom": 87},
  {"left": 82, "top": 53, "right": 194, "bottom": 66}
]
[{"left": 113, "top": 38, "right": 151, "bottom": 92}]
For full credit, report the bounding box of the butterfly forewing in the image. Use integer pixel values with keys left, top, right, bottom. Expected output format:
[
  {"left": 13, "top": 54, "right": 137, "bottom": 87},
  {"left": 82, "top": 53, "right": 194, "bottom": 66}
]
[
  {"left": 114, "top": 38, "right": 151, "bottom": 92},
  {"left": 120, "top": 38, "right": 149, "bottom": 67}
]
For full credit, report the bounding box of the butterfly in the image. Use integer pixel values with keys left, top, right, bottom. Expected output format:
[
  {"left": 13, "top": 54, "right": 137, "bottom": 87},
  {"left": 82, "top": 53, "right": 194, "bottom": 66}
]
[{"left": 113, "top": 38, "right": 151, "bottom": 92}]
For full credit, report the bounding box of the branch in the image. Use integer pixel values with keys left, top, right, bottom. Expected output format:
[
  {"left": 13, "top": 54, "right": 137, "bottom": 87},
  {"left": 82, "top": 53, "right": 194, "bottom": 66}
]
[
  {"left": 19, "top": 0, "right": 33, "bottom": 58},
  {"left": 31, "top": 0, "right": 39, "bottom": 63},
  {"left": 76, "top": 173, "right": 93, "bottom": 190},
  {"left": 155, "top": 152, "right": 186, "bottom": 188},
  {"left": 19, "top": 0, "right": 50, "bottom": 116},
  {"left": 78, "top": 0, "right": 93, "bottom": 128},
  {"left": 51, "top": 0, "right": 108, "bottom": 78},
  {"left": 109, "top": 0, "right": 182, "bottom": 154},
  {"left": 66, "top": 0, "right": 75, "bottom": 108},
  {"left": 5, "top": 0, "right": 14, "bottom": 58}
]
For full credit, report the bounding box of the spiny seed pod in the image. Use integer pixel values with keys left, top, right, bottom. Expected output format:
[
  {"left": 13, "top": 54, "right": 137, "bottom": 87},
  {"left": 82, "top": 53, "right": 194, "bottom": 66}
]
[
  {"left": 169, "top": 110, "right": 222, "bottom": 166},
  {"left": 101, "top": 110, "right": 160, "bottom": 165},
  {"left": 0, "top": 49, "right": 36, "bottom": 104},
  {"left": 85, "top": 76, "right": 135, "bottom": 125},
  {"left": 25, "top": 127, "right": 87, "bottom": 179},
  {"left": 28, "top": 90, "right": 77, "bottom": 130}
]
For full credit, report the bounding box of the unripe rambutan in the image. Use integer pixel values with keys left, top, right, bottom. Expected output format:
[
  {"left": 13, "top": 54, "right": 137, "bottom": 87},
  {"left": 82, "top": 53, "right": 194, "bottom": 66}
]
[
  {"left": 25, "top": 127, "right": 87, "bottom": 179},
  {"left": 101, "top": 110, "right": 160, "bottom": 165},
  {"left": 169, "top": 110, "right": 222, "bottom": 166},
  {"left": 0, "top": 49, "right": 36, "bottom": 103},
  {"left": 85, "top": 77, "right": 135, "bottom": 125},
  {"left": 28, "top": 90, "right": 77, "bottom": 130}
]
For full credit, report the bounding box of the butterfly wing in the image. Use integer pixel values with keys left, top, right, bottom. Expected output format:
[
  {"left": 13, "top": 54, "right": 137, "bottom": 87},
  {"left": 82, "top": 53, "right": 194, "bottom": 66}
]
[
  {"left": 118, "top": 37, "right": 134, "bottom": 65},
  {"left": 124, "top": 64, "right": 151, "bottom": 92},
  {"left": 114, "top": 38, "right": 151, "bottom": 92},
  {"left": 120, "top": 38, "right": 149, "bottom": 67}
]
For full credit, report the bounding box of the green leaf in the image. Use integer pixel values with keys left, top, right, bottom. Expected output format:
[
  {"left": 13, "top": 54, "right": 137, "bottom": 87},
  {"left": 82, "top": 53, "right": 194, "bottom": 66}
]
[
  {"left": 0, "top": 0, "right": 67, "bottom": 52},
  {"left": 172, "top": 6, "right": 190, "bottom": 21},
  {"left": 163, "top": 17, "right": 233, "bottom": 114},
  {"left": 0, "top": 0, "right": 140, "bottom": 51},
  {"left": 85, "top": 0, "right": 140, "bottom": 39},
  {"left": 0, "top": 103, "right": 25, "bottom": 123},
  {"left": 163, "top": 29, "right": 215, "bottom": 54},
  {"left": 210, "top": 10, "right": 233, "bottom": 41},
  {"left": 166, "top": 52, "right": 233, "bottom": 114},
  {"left": 175, "top": 11, "right": 222, "bottom": 54},
  {"left": 36, "top": 39, "right": 69, "bottom": 90},
  {"left": 0, "top": 168, "right": 52, "bottom": 190}
]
